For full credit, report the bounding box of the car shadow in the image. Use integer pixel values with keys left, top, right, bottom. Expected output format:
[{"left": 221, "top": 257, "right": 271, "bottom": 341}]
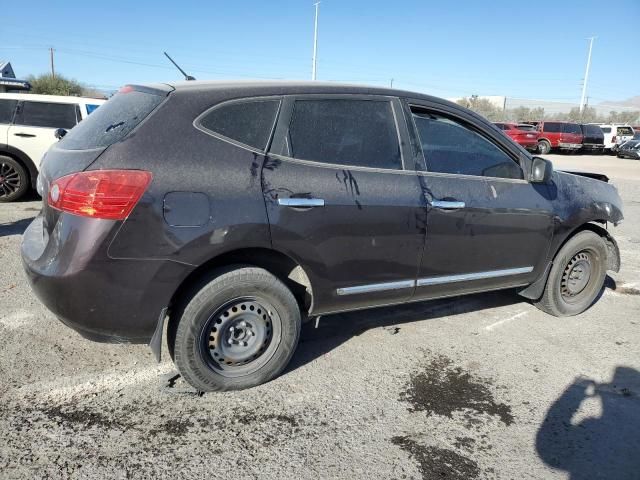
[
  {"left": 286, "top": 289, "right": 524, "bottom": 375},
  {"left": 536, "top": 367, "right": 640, "bottom": 479},
  {"left": 0, "top": 217, "right": 35, "bottom": 238}
]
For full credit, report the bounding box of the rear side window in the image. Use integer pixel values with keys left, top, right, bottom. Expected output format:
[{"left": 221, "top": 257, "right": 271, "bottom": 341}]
[
  {"left": 59, "top": 90, "right": 164, "bottom": 150},
  {"left": 197, "top": 99, "right": 280, "bottom": 151},
  {"left": 562, "top": 123, "right": 582, "bottom": 134},
  {"left": 413, "top": 111, "right": 522, "bottom": 180},
  {"left": 617, "top": 126, "right": 634, "bottom": 136},
  {"left": 600, "top": 126, "right": 611, "bottom": 133},
  {"left": 284, "top": 99, "right": 401, "bottom": 170},
  {"left": 15, "top": 101, "right": 77, "bottom": 129},
  {"left": 0, "top": 99, "right": 17, "bottom": 124},
  {"left": 543, "top": 122, "right": 561, "bottom": 133}
]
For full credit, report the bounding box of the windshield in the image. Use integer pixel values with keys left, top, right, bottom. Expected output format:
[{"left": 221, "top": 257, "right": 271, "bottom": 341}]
[{"left": 59, "top": 89, "right": 166, "bottom": 150}]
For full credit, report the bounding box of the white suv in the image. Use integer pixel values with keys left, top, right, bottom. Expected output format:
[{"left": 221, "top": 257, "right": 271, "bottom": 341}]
[
  {"left": 0, "top": 93, "right": 105, "bottom": 201},
  {"left": 592, "top": 124, "right": 636, "bottom": 153}
]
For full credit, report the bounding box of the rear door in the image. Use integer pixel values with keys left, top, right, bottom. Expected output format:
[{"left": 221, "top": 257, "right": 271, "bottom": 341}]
[
  {"left": 263, "top": 95, "right": 426, "bottom": 315},
  {"left": 9, "top": 101, "right": 78, "bottom": 170},
  {"left": 405, "top": 101, "right": 554, "bottom": 301}
]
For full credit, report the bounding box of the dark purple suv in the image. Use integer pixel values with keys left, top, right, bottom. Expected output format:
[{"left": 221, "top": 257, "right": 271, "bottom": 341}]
[{"left": 22, "top": 81, "right": 623, "bottom": 391}]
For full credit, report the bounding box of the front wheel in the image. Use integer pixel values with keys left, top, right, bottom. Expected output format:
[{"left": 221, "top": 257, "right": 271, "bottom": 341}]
[
  {"left": 534, "top": 231, "right": 607, "bottom": 317},
  {"left": 537, "top": 140, "right": 551, "bottom": 155},
  {"left": 170, "top": 266, "right": 301, "bottom": 392}
]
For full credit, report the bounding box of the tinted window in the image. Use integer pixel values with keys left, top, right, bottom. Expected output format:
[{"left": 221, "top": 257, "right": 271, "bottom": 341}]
[
  {"left": 583, "top": 124, "right": 603, "bottom": 136},
  {"left": 15, "top": 101, "right": 77, "bottom": 129},
  {"left": 494, "top": 123, "right": 508, "bottom": 130},
  {"left": 562, "top": 123, "right": 582, "bottom": 134},
  {"left": 517, "top": 124, "right": 536, "bottom": 131},
  {"left": 198, "top": 99, "right": 280, "bottom": 151},
  {"left": 60, "top": 90, "right": 164, "bottom": 150},
  {"left": 86, "top": 104, "right": 100, "bottom": 114},
  {"left": 0, "top": 99, "right": 17, "bottom": 124},
  {"left": 413, "top": 112, "right": 522, "bottom": 179},
  {"left": 543, "top": 122, "right": 561, "bottom": 133},
  {"left": 285, "top": 99, "right": 401, "bottom": 170},
  {"left": 617, "top": 126, "right": 634, "bottom": 136},
  {"left": 600, "top": 126, "right": 612, "bottom": 133}
]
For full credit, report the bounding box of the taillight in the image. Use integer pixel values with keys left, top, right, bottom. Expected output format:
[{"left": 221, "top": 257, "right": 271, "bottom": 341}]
[
  {"left": 612, "top": 136, "right": 616, "bottom": 143},
  {"left": 48, "top": 170, "right": 152, "bottom": 220}
]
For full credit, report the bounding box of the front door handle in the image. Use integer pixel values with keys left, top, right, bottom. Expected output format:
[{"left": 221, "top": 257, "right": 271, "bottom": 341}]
[
  {"left": 431, "top": 200, "right": 466, "bottom": 210},
  {"left": 14, "top": 133, "right": 36, "bottom": 138},
  {"left": 277, "top": 198, "right": 325, "bottom": 208}
]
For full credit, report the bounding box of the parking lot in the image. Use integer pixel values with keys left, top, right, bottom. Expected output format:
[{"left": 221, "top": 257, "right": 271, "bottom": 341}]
[{"left": 0, "top": 154, "right": 638, "bottom": 479}]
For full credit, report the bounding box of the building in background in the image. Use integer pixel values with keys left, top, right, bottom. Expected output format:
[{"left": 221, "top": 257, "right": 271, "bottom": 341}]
[{"left": 0, "top": 61, "right": 31, "bottom": 92}]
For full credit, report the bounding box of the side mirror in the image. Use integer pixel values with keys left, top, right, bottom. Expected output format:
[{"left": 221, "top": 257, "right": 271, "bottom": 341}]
[
  {"left": 530, "top": 157, "right": 553, "bottom": 183},
  {"left": 54, "top": 128, "right": 67, "bottom": 140}
]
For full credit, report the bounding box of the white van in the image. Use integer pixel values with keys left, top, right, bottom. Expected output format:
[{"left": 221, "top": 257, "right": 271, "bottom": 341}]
[
  {"left": 0, "top": 93, "right": 105, "bottom": 201},
  {"left": 592, "top": 124, "right": 636, "bottom": 153}
]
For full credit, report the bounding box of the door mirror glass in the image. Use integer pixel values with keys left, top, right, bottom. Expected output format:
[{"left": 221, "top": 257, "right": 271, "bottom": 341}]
[
  {"left": 531, "top": 157, "right": 553, "bottom": 183},
  {"left": 54, "top": 128, "right": 68, "bottom": 140}
]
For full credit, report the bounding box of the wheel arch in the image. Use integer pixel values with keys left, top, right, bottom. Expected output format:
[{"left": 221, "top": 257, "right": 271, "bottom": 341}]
[
  {"left": 518, "top": 221, "right": 620, "bottom": 300},
  {"left": 0, "top": 146, "right": 38, "bottom": 189}
]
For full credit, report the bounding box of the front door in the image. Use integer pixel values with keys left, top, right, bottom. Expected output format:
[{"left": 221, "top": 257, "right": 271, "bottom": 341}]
[
  {"left": 263, "top": 95, "right": 426, "bottom": 315},
  {"left": 406, "top": 103, "right": 554, "bottom": 301},
  {"left": 9, "top": 100, "right": 78, "bottom": 169}
]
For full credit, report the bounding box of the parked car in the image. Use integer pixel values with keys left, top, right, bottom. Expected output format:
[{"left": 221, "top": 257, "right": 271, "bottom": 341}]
[
  {"left": 493, "top": 122, "right": 540, "bottom": 152},
  {"left": 617, "top": 133, "right": 640, "bottom": 159},
  {"left": 535, "top": 121, "right": 583, "bottom": 154},
  {"left": 592, "top": 124, "right": 636, "bottom": 153},
  {"left": 579, "top": 124, "right": 605, "bottom": 154},
  {"left": 21, "top": 82, "right": 623, "bottom": 392},
  {"left": 0, "top": 93, "right": 105, "bottom": 202}
]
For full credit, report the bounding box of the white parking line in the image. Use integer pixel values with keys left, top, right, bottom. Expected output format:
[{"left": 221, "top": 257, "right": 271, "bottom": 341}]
[{"left": 485, "top": 311, "right": 528, "bottom": 331}]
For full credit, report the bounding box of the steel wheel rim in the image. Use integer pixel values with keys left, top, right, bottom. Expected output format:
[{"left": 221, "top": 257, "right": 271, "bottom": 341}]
[
  {"left": 0, "top": 162, "right": 21, "bottom": 198},
  {"left": 199, "top": 297, "right": 282, "bottom": 378},
  {"left": 561, "top": 250, "right": 594, "bottom": 303}
]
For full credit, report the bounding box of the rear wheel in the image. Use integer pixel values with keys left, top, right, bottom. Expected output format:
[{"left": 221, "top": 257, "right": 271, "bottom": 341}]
[
  {"left": 0, "top": 156, "right": 29, "bottom": 202},
  {"left": 537, "top": 140, "right": 551, "bottom": 155},
  {"left": 534, "top": 231, "right": 607, "bottom": 317},
  {"left": 170, "top": 266, "right": 301, "bottom": 392}
]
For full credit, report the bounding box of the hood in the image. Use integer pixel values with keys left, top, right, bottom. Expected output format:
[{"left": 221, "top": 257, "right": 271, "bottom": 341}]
[{"left": 557, "top": 169, "right": 609, "bottom": 183}]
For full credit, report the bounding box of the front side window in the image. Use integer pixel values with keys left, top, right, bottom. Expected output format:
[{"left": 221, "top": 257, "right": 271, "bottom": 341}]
[
  {"left": 412, "top": 110, "right": 522, "bottom": 180},
  {"left": 543, "top": 122, "right": 561, "bottom": 133},
  {"left": 0, "top": 99, "right": 17, "bottom": 124},
  {"left": 198, "top": 99, "right": 280, "bottom": 151},
  {"left": 284, "top": 99, "right": 402, "bottom": 170},
  {"left": 15, "top": 101, "right": 77, "bottom": 129}
]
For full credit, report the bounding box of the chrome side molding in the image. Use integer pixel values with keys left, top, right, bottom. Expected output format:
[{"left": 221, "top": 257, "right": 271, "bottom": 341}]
[
  {"left": 417, "top": 266, "right": 534, "bottom": 286},
  {"left": 336, "top": 266, "right": 533, "bottom": 295},
  {"left": 278, "top": 198, "right": 325, "bottom": 207},
  {"left": 336, "top": 279, "right": 414, "bottom": 296}
]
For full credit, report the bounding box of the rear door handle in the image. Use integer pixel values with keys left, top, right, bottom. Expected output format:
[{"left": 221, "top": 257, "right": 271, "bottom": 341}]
[
  {"left": 14, "top": 133, "right": 36, "bottom": 138},
  {"left": 278, "top": 198, "right": 325, "bottom": 208},
  {"left": 430, "top": 200, "right": 466, "bottom": 210}
]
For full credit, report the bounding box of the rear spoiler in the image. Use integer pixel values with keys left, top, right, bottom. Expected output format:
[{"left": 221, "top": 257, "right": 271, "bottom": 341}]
[{"left": 558, "top": 170, "right": 609, "bottom": 183}]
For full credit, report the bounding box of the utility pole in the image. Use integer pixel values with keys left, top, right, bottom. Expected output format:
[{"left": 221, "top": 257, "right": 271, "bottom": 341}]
[
  {"left": 49, "top": 47, "right": 55, "bottom": 78},
  {"left": 311, "top": 2, "right": 320, "bottom": 80},
  {"left": 579, "top": 37, "right": 595, "bottom": 113}
]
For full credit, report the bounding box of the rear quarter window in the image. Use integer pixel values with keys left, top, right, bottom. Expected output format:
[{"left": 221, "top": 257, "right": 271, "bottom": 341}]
[
  {"left": 0, "top": 99, "right": 17, "bottom": 124},
  {"left": 196, "top": 99, "right": 281, "bottom": 151},
  {"left": 59, "top": 90, "right": 164, "bottom": 150},
  {"left": 15, "top": 101, "right": 77, "bottom": 129}
]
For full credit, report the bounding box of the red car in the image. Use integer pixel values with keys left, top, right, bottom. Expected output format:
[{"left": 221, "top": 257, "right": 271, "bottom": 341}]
[
  {"left": 494, "top": 122, "right": 540, "bottom": 152},
  {"left": 534, "top": 121, "right": 583, "bottom": 154}
]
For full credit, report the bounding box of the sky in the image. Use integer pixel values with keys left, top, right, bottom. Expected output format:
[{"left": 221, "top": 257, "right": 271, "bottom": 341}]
[{"left": 1, "top": 0, "right": 639, "bottom": 103}]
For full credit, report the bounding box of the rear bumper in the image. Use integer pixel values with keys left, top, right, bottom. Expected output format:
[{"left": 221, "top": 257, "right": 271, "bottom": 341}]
[
  {"left": 558, "top": 143, "right": 582, "bottom": 149},
  {"left": 21, "top": 215, "right": 189, "bottom": 344},
  {"left": 582, "top": 144, "right": 605, "bottom": 151}
]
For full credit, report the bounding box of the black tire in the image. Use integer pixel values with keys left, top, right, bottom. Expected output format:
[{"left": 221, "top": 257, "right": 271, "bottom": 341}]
[
  {"left": 0, "top": 155, "right": 29, "bottom": 202},
  {"left": 537, "top": 140, "right": 551, "bottom": 155},
  {"left": 534, "top": 231, "right": 607, "bottom": 317},
  {"left": 170, "top": 266, "right": 301, "bottom": 392}
]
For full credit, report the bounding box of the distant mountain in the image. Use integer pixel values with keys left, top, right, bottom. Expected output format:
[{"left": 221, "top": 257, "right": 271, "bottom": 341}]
[{"left": 598, "top": 96, "right": 640, "bottom": 109}]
